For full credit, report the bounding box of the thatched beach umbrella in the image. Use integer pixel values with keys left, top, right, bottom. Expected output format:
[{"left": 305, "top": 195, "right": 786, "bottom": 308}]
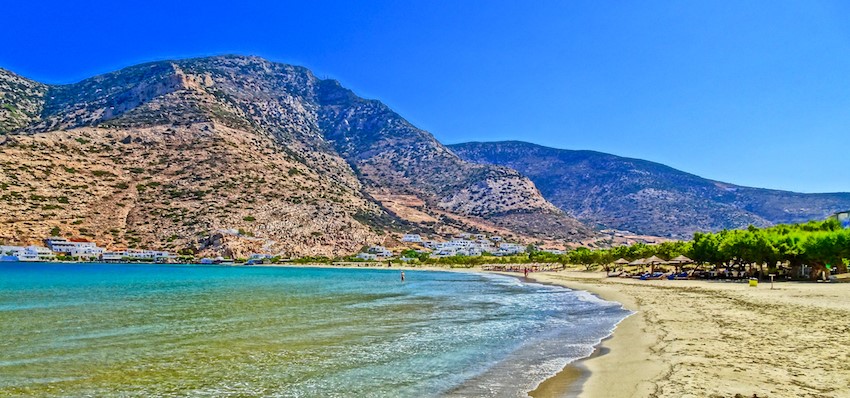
[
  {"left": 628, "top": 258, "right": 646, "bottom": 272},
  {"left": 609, "top": 257, "right": 629, "bottom": 273},
  {"left": 644, "top": 255, "right": 666, "bottom": 264},
  {"left": 644, "top": 255, "right": 666, "bottom": 273},
  {"left": 669, "top": 255, "right": 694, "bottom": 273},
  {"left": 670, "top": 255, "right": 694, "bottom": 264}
]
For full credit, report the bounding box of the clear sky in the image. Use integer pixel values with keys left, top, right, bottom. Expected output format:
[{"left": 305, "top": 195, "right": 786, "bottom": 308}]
[{"left": 3, "top": 1, "right": 848, "bottom": 193}]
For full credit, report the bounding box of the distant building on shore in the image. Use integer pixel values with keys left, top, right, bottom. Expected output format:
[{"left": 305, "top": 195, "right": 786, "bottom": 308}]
[
  {"left": 497, "top": 243, "right": 526, "bottom": 255},
  {"left": 830, "top": 210, "right": 850, "bottom": 228},
  {"left": 45, "top": 237, "right": 103, "bottom": 258},
  {"left": 355, "top": 252, "right": 377, "bottom": 261},
  {"left": 103, "top": 249, "right": 172, "bottom": 262},
  {"left": 367, "top": 246, "right": 393, "bottom": 257},
  {"left": 0, "top": 245, "right": 55, "bottom": 261}
]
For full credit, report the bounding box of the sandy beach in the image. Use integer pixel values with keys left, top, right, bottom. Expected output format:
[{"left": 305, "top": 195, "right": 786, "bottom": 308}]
[{"left": 530, "top": 271, "right": 850, "bottom": 398}]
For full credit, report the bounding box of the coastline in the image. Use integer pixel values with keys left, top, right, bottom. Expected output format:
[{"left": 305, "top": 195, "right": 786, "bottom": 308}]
[
  {"left": 528, "top": 271, "right": 850, "bottom": 398},
  {"left": 525, "top": 272, "right": 663, "bottom": 398},
  {"left": 255, "top": 263, "right": 635, "bottom": 397},
  {"left": 528, "top": 341, "right": 606, "bottom": 398},
  {"left": 244, "top": 263, "right": 647, "bottom": 397},
  {"left": 15, "top": 261, "right": 850, "bottom": 397}
]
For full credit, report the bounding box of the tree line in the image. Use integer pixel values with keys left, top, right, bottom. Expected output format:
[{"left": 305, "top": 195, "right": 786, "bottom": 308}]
[{"left": 571, "top": 219, "right": 850, "bottom": 277}]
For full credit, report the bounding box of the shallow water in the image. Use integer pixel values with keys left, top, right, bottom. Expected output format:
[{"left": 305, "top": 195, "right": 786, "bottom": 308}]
[{"left": 0, "top": 263, "right": 629, "bottom": 397}]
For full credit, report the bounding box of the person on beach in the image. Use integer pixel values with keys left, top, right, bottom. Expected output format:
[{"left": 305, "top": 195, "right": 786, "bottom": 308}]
[
  {"left": 524, "top": 267, "right": 529, "bottom": 277},
  {"left": 401, "top": 271, "right": 405, "bottom": 282}
]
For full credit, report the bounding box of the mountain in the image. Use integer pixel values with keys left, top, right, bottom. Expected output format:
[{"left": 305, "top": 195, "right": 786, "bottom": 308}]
[
  {"left": 449, "top": 141, "right": 850, "bottom": 238},
  {"left": 0, "top": 56, "right": 590, "bottom": 257}
]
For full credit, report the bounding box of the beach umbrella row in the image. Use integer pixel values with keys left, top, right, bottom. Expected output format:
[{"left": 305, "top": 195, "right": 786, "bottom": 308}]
[
  {"left": 669, "top": 255, "right": 694, "bottom": 264},
  {"left": 616, "top": 255, "right": 694, "bottom": 265},
  {"left": 614, "top": 255, "right": 696, "bottom": 273}
]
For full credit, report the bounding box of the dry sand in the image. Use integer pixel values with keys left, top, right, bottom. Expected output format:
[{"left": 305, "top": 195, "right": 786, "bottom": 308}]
[{"left": 530, "top": 271, "right": 850, "bottom": 398}]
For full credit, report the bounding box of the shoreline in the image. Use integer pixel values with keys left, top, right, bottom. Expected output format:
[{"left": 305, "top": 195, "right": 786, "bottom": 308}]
[
  {"left": 529, "top": 271, "right": 850, "bottom": 397},
  {"left": 235, "top": 263, "right": 628, "bottom": 397},
  {"left": 11, "top": 261, "right": 639, "bottom": 396},
  {"left": 524, "top": 272, "right": 663, "bottom": 398},
  {"left": 11, "top": 261, "right": 850, "bottom": 396},
  {"left": 528, "top": 339, "right": 607, "bottom": 397}
]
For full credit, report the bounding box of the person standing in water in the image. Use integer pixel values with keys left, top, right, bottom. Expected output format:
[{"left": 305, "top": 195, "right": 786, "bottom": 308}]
[{"left": 401, "top": 271, "right": 405, "bottom": 282}]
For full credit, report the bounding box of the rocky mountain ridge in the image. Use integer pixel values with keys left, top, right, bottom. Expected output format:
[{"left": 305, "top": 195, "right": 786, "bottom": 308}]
[{"left": 449, "top": 141, "right": 850, "bottom": 238}]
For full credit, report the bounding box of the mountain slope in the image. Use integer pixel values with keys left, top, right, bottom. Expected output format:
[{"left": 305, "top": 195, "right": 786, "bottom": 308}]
[
  {"left": 449, "top": 141, "right": 850, "bottom": 238},
  {"left": 0, "top": 69, "right": 47, "bottom": 134},
  {"left": 314, "top": 80, "right": 587, "bottom": 239},
  {"left": 0, "top": 57, "right": 590, "bottom": 255}
]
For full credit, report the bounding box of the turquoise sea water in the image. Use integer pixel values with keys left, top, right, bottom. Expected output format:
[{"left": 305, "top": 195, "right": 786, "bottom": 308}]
[{"left": 0, "top": 263, "right": 629, "bottom": 397}]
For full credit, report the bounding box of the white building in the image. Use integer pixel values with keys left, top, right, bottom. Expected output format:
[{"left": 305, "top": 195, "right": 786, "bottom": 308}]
[
  {"left": 422, "top": 240, "right": 439, "bottom": 249},
  {"left": 401, "top": 234, "right": 423, "bottom": 243},
  {"left": 102, "top": 251, "right": 126, "bottom": 261},
  {"left": 435, "top": 239, "right": 473, "bottom": 254},
  {"left": 1, "top": 245, "right": 54, "bottom": 261},
  {"left": 367, "top": 246, "right": 393, "bottom": 258},
  {"left": 356, "top": 252, "right": 377, "bottom": 261},
  {"left": 0, "top": 245, "right": 24, "bottom": 260},
  {"left": 45, "top": 237, "right": 103, "bottom": 258},
  {"left": 432, "top": 239, "right": 494, "bottom": 257},
  {"left": 102, "top": 249, "right": 171, "bottom": 262},
  {"left": 497, "top": 243, "right": 526, "bottom": 255},
  {"left": 127, "top": 250, "right": 171, "bottom": 261}
]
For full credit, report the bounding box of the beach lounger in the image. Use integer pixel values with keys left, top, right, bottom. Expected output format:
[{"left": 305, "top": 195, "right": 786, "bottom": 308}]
[{"left": 640, "top": 272, "right": 665, "bottom": 280}]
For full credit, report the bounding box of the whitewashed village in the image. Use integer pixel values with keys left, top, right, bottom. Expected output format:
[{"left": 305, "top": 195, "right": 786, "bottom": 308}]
[
  {"left": 354, "top": 232, "right": 564, "bottom": 262},
  {"left": 0, "top": 237, "right": 172, "bottom": 263},
  {"left": 0, "top": 231, "right": 562, "bottom": 264}
]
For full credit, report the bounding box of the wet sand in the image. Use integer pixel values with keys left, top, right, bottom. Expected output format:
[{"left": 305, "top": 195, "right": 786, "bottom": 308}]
[{"left": 528, "top": 344, "right": 607, "bottom": 398}]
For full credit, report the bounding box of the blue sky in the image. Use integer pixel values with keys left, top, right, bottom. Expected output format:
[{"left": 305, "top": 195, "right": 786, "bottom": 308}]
[{"left": 3, "top": 1, "right": 848, "bottom": 193}]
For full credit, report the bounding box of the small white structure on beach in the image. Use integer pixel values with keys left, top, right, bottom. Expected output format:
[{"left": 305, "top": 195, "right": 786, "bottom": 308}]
[{"left": 831, "top": 210, "right": 850, "bottom": 228}]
